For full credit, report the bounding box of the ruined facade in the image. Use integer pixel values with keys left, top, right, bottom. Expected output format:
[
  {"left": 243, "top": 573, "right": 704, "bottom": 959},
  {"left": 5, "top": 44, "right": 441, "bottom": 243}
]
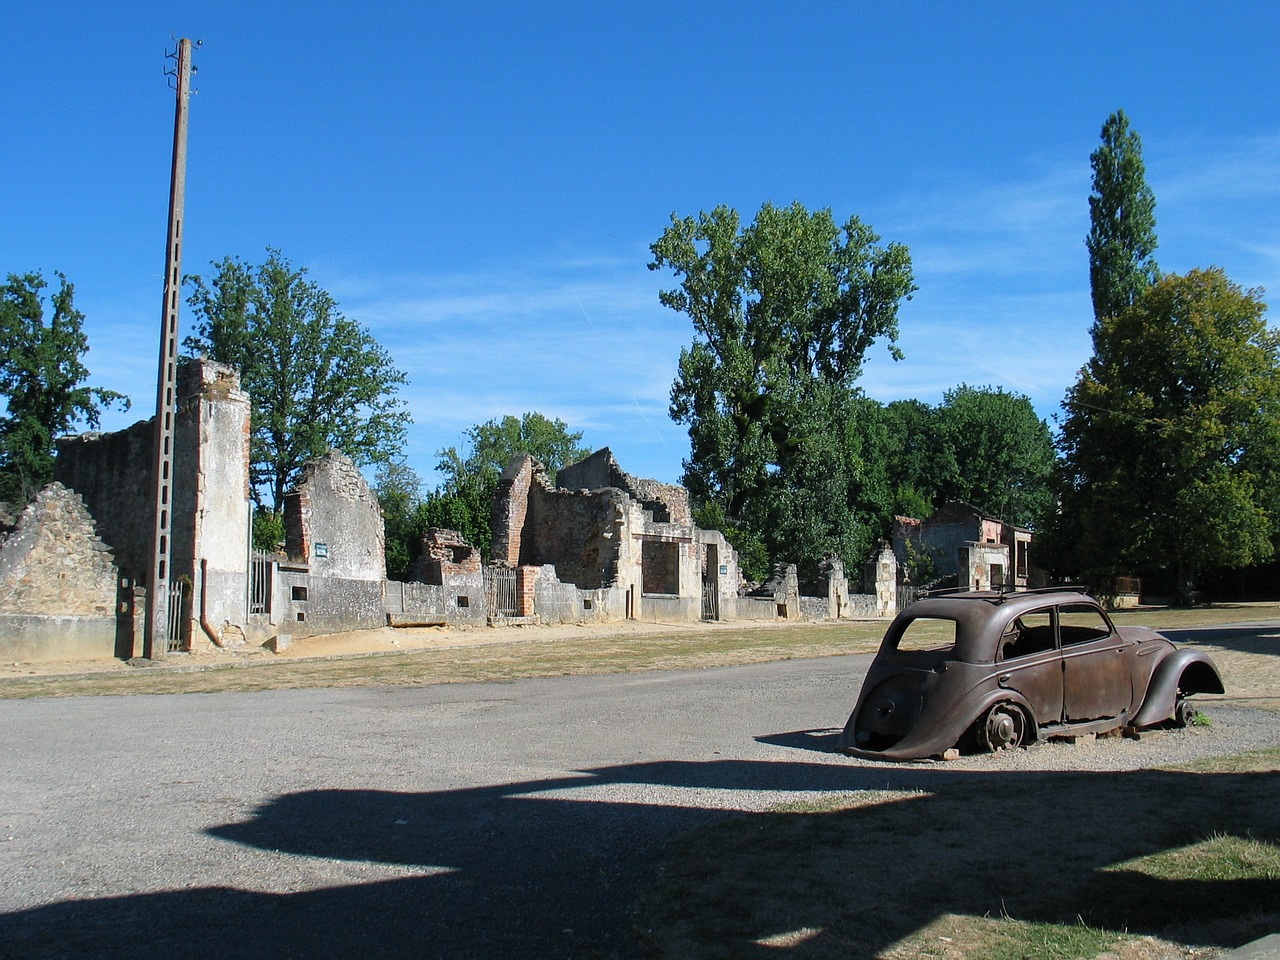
[
  {"left": 51, "top": 358, "right": 253, "bottom": 654},
  {"left": 262, "top": 450, "right": 388, "bottom": 639},
  {"left": 488, "top": 448, "right": 736, "bottom": 623},
  {"left": 2, "top": 357, "right": 906, "bottom": 662},
  {"left": 893, "top": 500, "right": 1034, "bottom": 592}
]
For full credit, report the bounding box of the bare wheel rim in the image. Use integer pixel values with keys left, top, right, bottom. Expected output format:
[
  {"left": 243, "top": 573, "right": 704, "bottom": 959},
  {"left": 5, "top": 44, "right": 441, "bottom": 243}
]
[{"left": 980, "top": 704, "right": 1027, "bottom": 751}]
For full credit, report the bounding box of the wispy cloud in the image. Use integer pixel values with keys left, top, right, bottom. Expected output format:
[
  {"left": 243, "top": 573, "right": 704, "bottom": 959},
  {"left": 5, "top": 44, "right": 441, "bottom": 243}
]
[{"left": 79, "top": 129, "right": 1280, "bottom": 489}]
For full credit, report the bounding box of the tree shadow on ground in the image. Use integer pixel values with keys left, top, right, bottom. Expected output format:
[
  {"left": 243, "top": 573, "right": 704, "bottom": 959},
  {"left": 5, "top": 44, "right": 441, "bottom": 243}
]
[
  {"left": 1162, "top": 623, "right": 1280, "bottom": 656},
  {"left": 2, "top": 752, "right": 1277, "bottom": 958}
]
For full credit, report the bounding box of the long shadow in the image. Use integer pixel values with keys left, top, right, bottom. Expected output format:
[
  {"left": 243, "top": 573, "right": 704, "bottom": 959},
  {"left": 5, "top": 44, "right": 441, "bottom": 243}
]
[
  {"left": 2, "top": 755, "right": 1278, "bottom": 958},
  {"left": 1161, "top": 622, "right": 1280, "bottom": 656}
]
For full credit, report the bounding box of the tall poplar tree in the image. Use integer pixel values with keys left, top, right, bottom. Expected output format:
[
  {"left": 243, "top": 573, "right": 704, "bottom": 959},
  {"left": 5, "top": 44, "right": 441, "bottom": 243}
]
[{"left": 1086, "top": 109, "right": 1159, "bottom": 327}]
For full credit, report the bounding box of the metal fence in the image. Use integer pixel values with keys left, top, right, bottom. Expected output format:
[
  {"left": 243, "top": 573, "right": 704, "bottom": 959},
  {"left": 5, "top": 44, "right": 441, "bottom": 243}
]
[
  {"left": 166, "top": 578, "right": 190, "bottom": 653},
  {"left": 249, "top": 551, "right": 273, "bottom": 615},
  {"left": 484, "top": 566, "right": 518, "bottom": 618}
]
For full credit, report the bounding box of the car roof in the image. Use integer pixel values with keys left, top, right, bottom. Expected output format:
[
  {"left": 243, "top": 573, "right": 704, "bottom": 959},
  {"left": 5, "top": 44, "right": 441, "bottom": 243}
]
[
  {"left": 891, "top": 588, "right": 1105, "bottom": 661},
  {"left": 906, "top": 587, "right": 1098, "bottom": 621}
]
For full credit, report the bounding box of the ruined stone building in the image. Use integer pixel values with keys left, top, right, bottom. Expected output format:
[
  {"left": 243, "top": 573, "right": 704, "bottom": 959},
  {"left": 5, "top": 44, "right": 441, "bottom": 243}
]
[
  {"left": 0, "top": 359, "right": 900, "bottom": 664},
  {"left": 893, "top": 500, "right": 1034, "bottom": 592},
  {"left": 488, "top": 448, "right": 740, "bottom": 622}
]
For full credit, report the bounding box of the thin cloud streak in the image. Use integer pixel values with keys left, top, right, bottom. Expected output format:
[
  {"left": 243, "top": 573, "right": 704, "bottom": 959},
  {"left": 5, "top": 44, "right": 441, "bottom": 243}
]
[{"left": 79, "top": 126, "right": 1280, "bottom": 489}]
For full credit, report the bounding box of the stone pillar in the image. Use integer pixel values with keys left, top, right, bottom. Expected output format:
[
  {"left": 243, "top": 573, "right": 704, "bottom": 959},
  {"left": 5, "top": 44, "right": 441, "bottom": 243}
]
[
  {"left": 874, "top": 542, "right": 897, "bottom": 617},
  {"left": 823, "top": 557, "right": 850, "bottom": 619}
]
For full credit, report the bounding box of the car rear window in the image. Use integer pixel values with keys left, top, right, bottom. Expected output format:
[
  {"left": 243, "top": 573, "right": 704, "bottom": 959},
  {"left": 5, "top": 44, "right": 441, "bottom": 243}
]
[{"left": 892, "top": 617, "right": 958, "bottom": 653}]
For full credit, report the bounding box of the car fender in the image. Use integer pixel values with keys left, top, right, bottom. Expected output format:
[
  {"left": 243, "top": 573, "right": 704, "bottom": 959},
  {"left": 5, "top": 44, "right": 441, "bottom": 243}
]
[
  {"left": 847, "top": 687, "right": 1041, "bottom": 761},
  {"left": 1130, "top": 648, "right": 1224, "bottom": 728}
]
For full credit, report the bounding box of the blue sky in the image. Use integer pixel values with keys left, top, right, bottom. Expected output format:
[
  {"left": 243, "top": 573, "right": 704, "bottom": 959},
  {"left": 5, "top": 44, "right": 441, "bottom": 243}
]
[{"left": 4, "top": 3, "right": 1279, "bottom": 488}]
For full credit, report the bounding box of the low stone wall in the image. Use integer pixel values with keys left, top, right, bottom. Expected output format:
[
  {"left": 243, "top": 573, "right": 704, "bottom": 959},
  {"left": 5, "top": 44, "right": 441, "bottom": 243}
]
[
  {"left": 274, "top": 567, "right": 384, "bottom": 638},
  {"left": 736, "top": 596, "right": 781, "bottom": 621},
  {"left": 799, "top": 596, "right": 830, "bottom": 621},
  {"left": 384, "top": 576, "right": 486, "bottom": 626},
  {"left": 0, "top": 613, "right": 118, "bottom": 662},
  {"left": 640, "top": 593, "right": 697, "bottom": 622}
]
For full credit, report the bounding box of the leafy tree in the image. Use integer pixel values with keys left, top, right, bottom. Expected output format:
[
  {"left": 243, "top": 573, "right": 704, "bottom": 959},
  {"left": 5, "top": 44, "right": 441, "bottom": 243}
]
[
  {"left": 375, "top": 461, "right": 425, "bottom": 580},
  {"left": 434, "top": 412, "right": 591, "bottom": 558},
  {"left": 1087, "top": 109, "right": 1159, "bottom": 326},
  {"left": 651, "top": 201, "right": 916, "bottom": 571},
  {"left": 1048, "top": 269, "right": 1280, "bottom": 598},
  {"left": 251, "top": 510, "right": 285, "bottom": 553},
  {"left": 934, "top": 385, "right": 1056, "bottom": 528},
  {"left": 185, "top": 249, "right": 410, "bottom": 511},
  {"left": 0, "top": 272, "right": 128, "bottom": 505},
  {"left": 877, "top": 398, "right": 957, "bottom": 520}
]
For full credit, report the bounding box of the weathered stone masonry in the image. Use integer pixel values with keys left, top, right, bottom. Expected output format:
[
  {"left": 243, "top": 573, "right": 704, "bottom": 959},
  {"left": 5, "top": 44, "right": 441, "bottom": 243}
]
[{"left": 0, "top": 483, "right": 121, "bottom": 660}]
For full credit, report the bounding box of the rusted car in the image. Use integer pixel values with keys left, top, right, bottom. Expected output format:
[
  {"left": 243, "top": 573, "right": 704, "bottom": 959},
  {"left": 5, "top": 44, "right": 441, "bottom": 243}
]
[{"left": 839, "top": 587, "right": 1223, "bottom": 761}]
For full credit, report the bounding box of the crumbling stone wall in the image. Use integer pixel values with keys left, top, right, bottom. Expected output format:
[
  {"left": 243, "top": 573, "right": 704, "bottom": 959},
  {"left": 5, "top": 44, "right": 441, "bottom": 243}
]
[
  {"left": 285, "top": 450, "right": 385, "bottom": 581},
  {"left": 0, "top": 483, "right": 119, "bottom": 661},
  {"left": 53, "top": 357, "right": 252, "bottom": 616},
  {"left": 54, "top": 419, "right": 153, "bottom": 580},
  {"left": 410, "top": 528, "right": 481, "bottom": 585},
  {"left": 528, "top": 486, "right": 628, "bottom": 589},
  {"left": 0, "top": 483, "right": 117, "bottom": 615},
  {"left": 493, "top": 454, "right": 629, "bottom": 589},
  {"left": 557, "top": 447, "right": 692, "bottom": 525}
]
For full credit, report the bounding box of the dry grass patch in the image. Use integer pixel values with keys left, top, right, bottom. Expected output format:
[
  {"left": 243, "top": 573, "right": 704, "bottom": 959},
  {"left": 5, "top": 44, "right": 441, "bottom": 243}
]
[
  {"left": 0, "top": 621, "right": 885, "bottom": 699},
  {"left": 635, "top": 748, "right": 1280, "bottom": 959}
]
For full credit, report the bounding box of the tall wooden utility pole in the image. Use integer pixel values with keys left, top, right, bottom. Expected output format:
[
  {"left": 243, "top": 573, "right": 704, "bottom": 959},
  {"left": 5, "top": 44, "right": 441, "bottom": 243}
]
[{"left": 144, "top": 38, "right": 197, "bottom": 659}]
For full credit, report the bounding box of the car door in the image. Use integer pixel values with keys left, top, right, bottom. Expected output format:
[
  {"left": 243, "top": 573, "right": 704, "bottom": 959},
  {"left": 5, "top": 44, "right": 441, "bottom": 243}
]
[
  {"left": 996, "top": 608, "right": 1063, "bottom": 726},
  {"left": 1059, "top": 602, "right": 1132, "bottom": 722}
]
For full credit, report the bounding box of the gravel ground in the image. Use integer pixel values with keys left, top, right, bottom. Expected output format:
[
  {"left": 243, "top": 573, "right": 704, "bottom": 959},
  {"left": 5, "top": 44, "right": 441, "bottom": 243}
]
[{"left": 1, "top": 648, "right": 1276, "bottom": 959}]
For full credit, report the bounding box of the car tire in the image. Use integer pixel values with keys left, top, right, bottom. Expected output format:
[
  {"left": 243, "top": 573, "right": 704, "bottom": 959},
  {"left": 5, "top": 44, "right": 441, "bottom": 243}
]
[{"left": 977, "top": 702, "right": 1028, "bottom": 752}]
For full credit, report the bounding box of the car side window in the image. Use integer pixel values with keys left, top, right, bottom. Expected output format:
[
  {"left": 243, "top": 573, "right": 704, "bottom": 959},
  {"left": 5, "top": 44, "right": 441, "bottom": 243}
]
[
  {"left": 1000, "top": 609, "right": 1055, "bottom": 660},
  {"left": 1058, "top": 603, "right": 1112, "bottom": 646}
]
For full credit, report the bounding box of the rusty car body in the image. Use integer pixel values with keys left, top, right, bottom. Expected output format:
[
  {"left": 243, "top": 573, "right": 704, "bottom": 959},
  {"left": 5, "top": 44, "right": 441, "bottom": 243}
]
[{"left": 839, "top": 587, "right": 1223, "bottom": 761}]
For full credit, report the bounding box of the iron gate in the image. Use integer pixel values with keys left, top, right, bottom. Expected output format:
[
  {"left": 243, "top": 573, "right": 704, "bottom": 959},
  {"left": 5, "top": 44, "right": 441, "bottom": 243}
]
[
  {"left": 166, "top": 578, "right": 190, "bottom": 653},
  {"left": 485, "top": 566, "right": 518, "bottom": 618},
  {"left": 249, "top": 551, "right": 273, "bottom": 615}
]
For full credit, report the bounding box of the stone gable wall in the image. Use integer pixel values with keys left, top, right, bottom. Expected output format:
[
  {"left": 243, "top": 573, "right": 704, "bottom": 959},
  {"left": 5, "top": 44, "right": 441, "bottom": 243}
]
[
  {"left": 557, "top": 447, "right": 692, "bottom": 525},
  {"left": 284, "top": 450, "right": 385, "bottom": 582},
  {"left": 0, "top": 482, "right": 117, "bottom": 616}
]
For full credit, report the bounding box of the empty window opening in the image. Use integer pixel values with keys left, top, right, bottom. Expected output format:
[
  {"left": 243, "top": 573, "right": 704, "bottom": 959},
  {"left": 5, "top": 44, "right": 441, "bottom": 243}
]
[
  {"left": 641, "top": 539, "right": 679, "bottom": 595},
  {"left": 291, "top": 585, "right": 308, "bottom": 602}
]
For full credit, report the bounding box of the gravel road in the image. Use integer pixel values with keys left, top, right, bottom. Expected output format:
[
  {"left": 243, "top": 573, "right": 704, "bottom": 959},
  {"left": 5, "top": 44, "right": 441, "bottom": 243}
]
[{"left": 2, "top": 640, "right": 1277, "bottom": 959}]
